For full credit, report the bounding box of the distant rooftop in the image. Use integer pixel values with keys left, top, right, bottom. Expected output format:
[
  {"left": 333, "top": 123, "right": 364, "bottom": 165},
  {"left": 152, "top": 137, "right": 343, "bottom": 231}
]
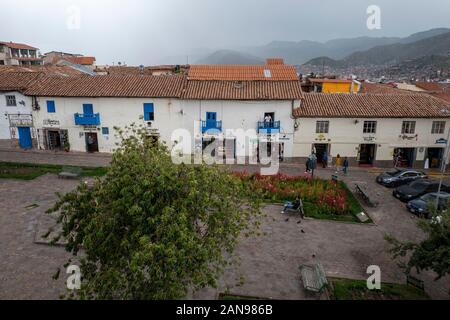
[{"left": 0, "top": 41, "right": 39, "bottom": 50}]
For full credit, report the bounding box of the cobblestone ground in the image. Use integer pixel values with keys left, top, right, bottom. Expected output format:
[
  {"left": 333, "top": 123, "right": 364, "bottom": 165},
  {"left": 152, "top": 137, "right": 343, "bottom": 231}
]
[{"left": 1, "top": 151, "right": 449, "bottom": 299}]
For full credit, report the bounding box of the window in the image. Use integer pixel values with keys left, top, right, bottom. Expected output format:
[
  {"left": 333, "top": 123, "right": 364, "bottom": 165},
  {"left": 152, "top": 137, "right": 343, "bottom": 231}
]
[
  {"left": 143, "top": 103, "right": 154, "bottom": 121},
  {"left": 102, "top": 127, "right": 109, "bottom": 135},
  {"left": 402, "top": 121, "right": 416, "bottom": 134},
  {"left": 5, "top": 95, "right": 16, "bottom": 106},
  {"left": 432, "top": 121, "right": 445, "bottom": 134},
  {"left": 47, "top": 100, "right": 56, "bottom": 113},
  {"left": 363, "top": 121, "right": 377, "bottom": 134},
  {"left": 316, "top": 121, "right": 329, "bottom": 134}
]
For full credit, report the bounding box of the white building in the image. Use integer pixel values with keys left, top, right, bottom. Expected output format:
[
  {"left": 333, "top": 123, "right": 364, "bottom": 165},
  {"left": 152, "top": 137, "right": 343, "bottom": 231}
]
[
  {"left": 0, "top": 72, "right": 41, "bottom": 148},
  {"left": 24, "top": 61, "right": 303, "bottom": 160},
  {"left": 0, "top": 42, "right": 43, "bottom": 66},
  {"left": 293, "top": 93, "right": 450, "bottom": 168}
]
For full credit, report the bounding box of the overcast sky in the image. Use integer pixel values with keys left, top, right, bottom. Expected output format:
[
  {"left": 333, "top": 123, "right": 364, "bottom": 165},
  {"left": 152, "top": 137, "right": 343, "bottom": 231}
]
[{"left": 1, "top": 0, "right": 449, "bottom": 65}]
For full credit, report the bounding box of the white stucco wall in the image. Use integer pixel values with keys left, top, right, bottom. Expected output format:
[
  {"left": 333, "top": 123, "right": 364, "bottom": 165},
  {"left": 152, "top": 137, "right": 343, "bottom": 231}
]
[
  {"left": 32, "top": 96, "right": 297, "bottom": 156},
  {"left": 293, "top": 117, "right": 450, "bottom": 161},
  {"left": 0, "top": 91, "right": 33, "bottom": 140}
]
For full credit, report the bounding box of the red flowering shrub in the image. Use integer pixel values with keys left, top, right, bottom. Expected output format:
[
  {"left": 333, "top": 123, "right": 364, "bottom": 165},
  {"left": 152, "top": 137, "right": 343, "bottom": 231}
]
[{"left": 235, "top": 172, "right": 354, "bottom": 215}]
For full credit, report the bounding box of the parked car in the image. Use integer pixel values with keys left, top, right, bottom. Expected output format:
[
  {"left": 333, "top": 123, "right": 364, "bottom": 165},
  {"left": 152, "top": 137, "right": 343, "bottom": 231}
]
[
  {"left": 376, "top": 169, "right": 427, "bottom": 187},
  {"left": 393, "top": 180, "right": 450, "bottom": 202},
  {"left": 406, "top": 192, "right": 450, "bottom": 218}
]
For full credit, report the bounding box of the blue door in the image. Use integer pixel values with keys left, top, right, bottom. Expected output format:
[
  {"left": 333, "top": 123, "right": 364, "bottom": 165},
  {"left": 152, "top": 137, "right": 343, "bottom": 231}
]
[
  {"left": 206, "top": 112, "right": 216, "bottom": 122},
  {"left": 83, "top": 104, "right": 94, "bottom": 115},
  {"left": 18, "top": 127, "right": 32, "bottom": 149}
]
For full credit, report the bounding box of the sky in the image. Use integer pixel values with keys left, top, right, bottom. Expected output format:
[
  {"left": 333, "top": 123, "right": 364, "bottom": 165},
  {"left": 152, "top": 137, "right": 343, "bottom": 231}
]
[{"left": 1, "top": 0, "right": 450, "bottom": 65}]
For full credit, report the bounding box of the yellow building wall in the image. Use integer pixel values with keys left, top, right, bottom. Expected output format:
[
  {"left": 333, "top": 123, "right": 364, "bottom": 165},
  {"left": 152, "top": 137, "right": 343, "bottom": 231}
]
[{"left": 322, "top": 82, "right": 358, "bottom": 93}]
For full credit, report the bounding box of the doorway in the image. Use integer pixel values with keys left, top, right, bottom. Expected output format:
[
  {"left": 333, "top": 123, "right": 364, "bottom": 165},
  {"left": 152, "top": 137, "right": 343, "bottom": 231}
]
[
  {"left": 359, "top": 144, "right": 376, "bottom": 165},
  {"left": 427, "top": 148, "right": 444, "bottom": 168},
  {"left": 18, "top": 127, "right": 32, "bottom": 149},
  {"left": 85, "top": 132, "right": 99, "bottom": 152},
  {"left": 313, "top": 144, "right": 329, "bottom": 164},
  {"left": 394, "top": 148, "right": 416, "bottom": 168},
  {"left": 47, "top": 130, "right": 62, "bottom": 150}
]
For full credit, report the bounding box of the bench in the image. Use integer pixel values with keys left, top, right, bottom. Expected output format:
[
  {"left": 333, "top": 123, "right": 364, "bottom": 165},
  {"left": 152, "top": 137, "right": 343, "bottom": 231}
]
[
  {"left": 355, "top": 183, "right": 378, "bottom": 207},
  {"left": 299, "top": 263, "right": 328, "bottom": 293},
  {"left": 406, "top": 275, "right": 425, "bottom": 291},
  {"left": 58, "top": 166, "right": 83, "bottom": 179}
]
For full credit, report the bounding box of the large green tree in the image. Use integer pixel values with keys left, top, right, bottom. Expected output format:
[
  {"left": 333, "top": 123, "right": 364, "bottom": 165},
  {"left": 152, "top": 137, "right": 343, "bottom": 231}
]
[
  {"left": 387, "top": 209, "right": 450, "bottom": 283},
  {"left": 50, "top": 126, "right": 262, "bottom": 299}
]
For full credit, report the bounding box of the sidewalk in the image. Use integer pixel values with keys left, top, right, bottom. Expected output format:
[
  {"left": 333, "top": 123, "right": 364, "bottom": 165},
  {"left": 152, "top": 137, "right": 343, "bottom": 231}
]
[
  {"left": 0, "top": 148, "right": 112, "bottom": 167},
  {"left": 1, "top": 146, "right": 450, "bottom": 177}
]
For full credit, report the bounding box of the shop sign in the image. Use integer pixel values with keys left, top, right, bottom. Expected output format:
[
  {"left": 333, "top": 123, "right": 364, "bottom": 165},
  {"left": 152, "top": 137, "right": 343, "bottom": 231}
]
[
  {"left": 43, "top": 119, "right": 60, "bottom": 127},
  {"left": 9, "top": 114, "right": 33, "bottom": 127}
]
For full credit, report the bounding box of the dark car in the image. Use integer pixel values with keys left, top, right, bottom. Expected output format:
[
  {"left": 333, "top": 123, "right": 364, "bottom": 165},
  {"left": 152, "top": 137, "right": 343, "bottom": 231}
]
[
  {"left": 376, "top": 169, "right": 427, "bottom": 187},
  {"left": 406, "top": 192, "right": 450, "bottom": 218},
  {"left": 393, "top": 180, "right": 450, "bottom": 202}
]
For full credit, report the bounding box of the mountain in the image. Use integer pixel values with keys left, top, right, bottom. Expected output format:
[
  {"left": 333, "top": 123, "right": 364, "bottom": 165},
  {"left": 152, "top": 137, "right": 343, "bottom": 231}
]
[
  {"left": 195, "top": 49, "right": 264, "bottom": 65},
  {"left": 399, "top": 28, "right": 450, "bottom": 44},
  {"left": 241, "top": 36, "right": 402, "bottom": 65},
  {"left": 304, "top": 31, "right": 450, "bottom": 67},
  {"left": 344, "top": 31, "right": 450, "bottom": 66}
]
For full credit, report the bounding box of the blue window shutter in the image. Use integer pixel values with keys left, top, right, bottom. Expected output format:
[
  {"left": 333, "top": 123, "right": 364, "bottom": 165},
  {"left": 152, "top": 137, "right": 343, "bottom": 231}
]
[
  {"left": 102, "top": 127, "right": 109, "bottom": 135},
  {"left": 143, "top": 103, "right": 154, "bottom": 121},
  {"left": 47, "top": 101, "right": 55, "bottom": 113},
  {"left": 83, "top": 104, "right": 94, "bottom": 115}
]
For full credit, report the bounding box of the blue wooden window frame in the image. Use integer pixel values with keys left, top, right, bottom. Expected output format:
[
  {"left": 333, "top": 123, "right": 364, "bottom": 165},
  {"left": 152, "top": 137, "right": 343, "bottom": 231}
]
[
  {"left": 102, "top": 127, "right": 109, "bottom": 135},
  {"left": 47, "top": 100, "right": 56, "bottom": 113},
  {"left": 144, "top": 103, "right": 154, "bottom": 121},
  {"left": 83, "top": 104, "right": 94, "bottom": 115}
]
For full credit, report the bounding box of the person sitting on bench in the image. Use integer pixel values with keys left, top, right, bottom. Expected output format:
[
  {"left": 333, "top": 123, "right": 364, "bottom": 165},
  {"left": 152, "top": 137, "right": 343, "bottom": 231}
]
[{"left": 281, "top": 197, "right": 301, "bottom": 214}]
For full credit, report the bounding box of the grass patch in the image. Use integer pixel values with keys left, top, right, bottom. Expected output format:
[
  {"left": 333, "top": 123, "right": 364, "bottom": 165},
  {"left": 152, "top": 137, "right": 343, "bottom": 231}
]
[
  {"left": 0, "top": 162, "right": 107, "bottom": 180},
  {"left": 329, "top": 278, "right": 429, "bottom": 300}
]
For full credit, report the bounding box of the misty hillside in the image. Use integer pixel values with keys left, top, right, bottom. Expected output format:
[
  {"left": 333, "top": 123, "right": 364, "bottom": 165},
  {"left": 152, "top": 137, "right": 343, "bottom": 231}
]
[
  {"left": 198, "top": 28, "right": 450, "bottom": 66},
  {"left": 304, "top": 31, "right": 450, "bottom": 67},
  {"left": 195, "top": 50, "right": 264, "bottom": 65}
]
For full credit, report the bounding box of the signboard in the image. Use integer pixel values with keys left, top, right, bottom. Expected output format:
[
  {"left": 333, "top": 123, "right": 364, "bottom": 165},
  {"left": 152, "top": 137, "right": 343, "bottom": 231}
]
[
  {"left": 436, "top": 138, "right": 447, "bottom": 144},
  {"left": 363, "top": 136, "right": 376, "bottom": 142},
  {"left": 43, "top": 119, "right": 60, "bottom": 127},
  {"left": 9, "top": 114, "right": 33, "bottom": 127}
]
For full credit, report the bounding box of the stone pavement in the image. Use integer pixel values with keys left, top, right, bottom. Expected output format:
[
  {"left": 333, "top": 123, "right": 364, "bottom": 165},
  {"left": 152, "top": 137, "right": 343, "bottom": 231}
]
[
  {"left": 1, "top": 156, "right": 450, "bottom": 299},
  {"left": 0, "top": 148, "right": 111, "bottom": 167}
]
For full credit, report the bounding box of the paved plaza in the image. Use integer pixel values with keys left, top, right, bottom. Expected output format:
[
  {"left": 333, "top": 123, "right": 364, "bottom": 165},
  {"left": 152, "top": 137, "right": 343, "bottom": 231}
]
[{"left": 1, "top": 150, "right": 450, "bottom": 299}]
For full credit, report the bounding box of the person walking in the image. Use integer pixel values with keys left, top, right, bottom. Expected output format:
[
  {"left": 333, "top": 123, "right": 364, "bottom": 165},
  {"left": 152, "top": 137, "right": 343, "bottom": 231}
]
[
  {"left": 335, "top": 154, "right": 342, "bottom": 173},
  {"left": 343, "top": 157, "right": 349, "bottom": 175},
  {"left": 305, "top": 157, "right": 310, "bottom": 173},
  {"left": 322, "top": 150, "right": 328, "bottom": 168}
]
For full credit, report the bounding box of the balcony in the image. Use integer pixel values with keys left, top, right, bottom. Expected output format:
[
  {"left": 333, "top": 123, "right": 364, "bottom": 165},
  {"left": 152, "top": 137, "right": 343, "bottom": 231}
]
[
  {"left": 258, "top": 121, "right": 280, "bottom": 134},
  {"left": 74, "top": 113, "right": 100, "bottom": 126},
  {"left": 201, "top": 120, "right": 222, "bottom": 133}
]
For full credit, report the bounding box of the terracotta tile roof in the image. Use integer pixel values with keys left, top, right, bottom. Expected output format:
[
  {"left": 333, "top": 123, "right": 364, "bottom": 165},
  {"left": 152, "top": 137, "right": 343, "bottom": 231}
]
[
  {"left": 63, "top": 56, "right": 96, "bottom": 65},
  {"left": 0, "top": 65, "right": 85, "bottom": 76},
  {"left": 415, "top": 82, "right": 450, "bottom": 92},
  {"left": 24, "top": 75, "right": 186, "bottom": 98},
  {"left": 104, "top": 65, "right": 187, "bottom": 75},
  {"left": 0, "top": 72, "right": 42, "bottom": 91},
  {"left": 0, "top": 41, "right": 38, "bottom": 50},
  {"left": 182, "top": 80, "right": 303, "bottom": 100},
  {"left": 188, "top": 65, "right": 298, "bottom": 81},
  {"left": 360, "top": 82, "right": 410, "bottom": 94},
  {"left": 266, "top": 58, "right": 285, "bottom": 65},
  {"left": 293, "top": 93, "right": 450, "bottom": 118}
]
